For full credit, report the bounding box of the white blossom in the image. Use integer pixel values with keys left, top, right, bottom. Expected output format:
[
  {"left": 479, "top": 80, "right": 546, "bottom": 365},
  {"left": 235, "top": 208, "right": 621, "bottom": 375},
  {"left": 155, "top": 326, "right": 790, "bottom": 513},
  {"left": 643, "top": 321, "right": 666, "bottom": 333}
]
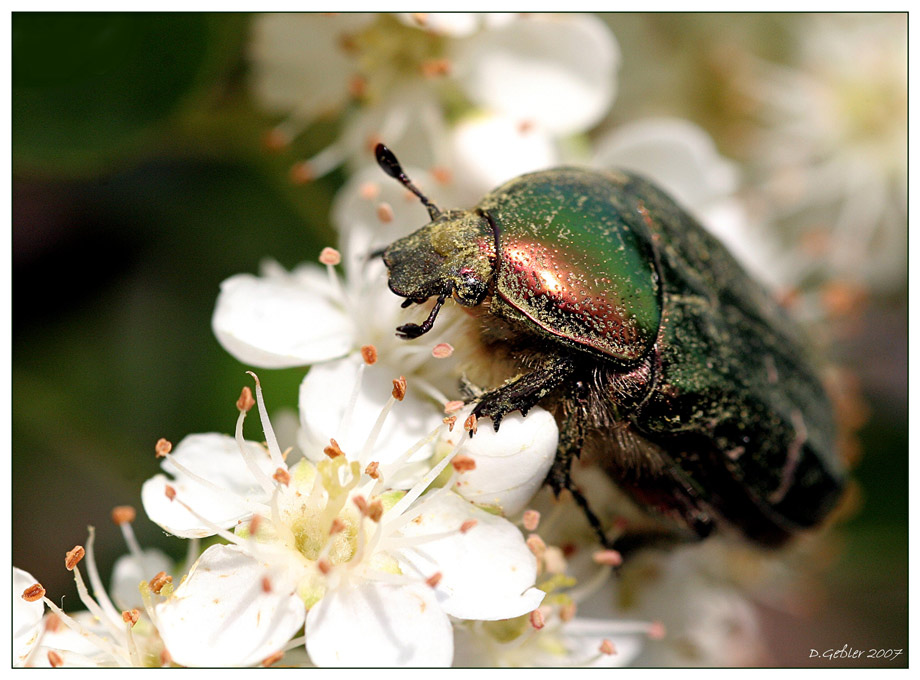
[
  {"left": 739, "top": 13, "right": 907, "bottom": 293},
  {"left": 144, "top": 374, "right": 547, "bottom": 666},
  {"left": 607, "top": 541, "right": 769, "bottom": 666},
  {"left": 14, "top": 529, "right": 167, "bottom": 667},
  {"left": 442, "top": 405, "right": 558, "bottom": 515},
  {"left": 248, "top": 12, "right": 619, "bottom": 196}
]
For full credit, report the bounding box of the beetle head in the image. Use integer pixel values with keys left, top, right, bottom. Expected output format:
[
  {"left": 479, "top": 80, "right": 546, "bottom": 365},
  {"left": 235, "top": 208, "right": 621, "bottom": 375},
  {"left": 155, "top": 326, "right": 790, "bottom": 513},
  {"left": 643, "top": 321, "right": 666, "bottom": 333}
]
[
  {"left": 383, "top": 210, "right": 495, "bottom": 307},
  {"left": 374, "top": 143, "right": 497, "bottom": 339}
]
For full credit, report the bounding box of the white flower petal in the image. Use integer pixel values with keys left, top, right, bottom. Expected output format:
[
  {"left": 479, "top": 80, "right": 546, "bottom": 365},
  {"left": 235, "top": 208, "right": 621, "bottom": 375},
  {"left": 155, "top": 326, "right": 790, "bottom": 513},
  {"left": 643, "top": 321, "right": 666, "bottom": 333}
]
[
  {"left": 248, "top": 13, "right": 373, "bottom": 116},
  {"left": 453, "top": 14, "right": 619, "bottom": 135},
  {"left": 110, "top": 549, "right": 173, "bottom": 611},
  {"left": 447, "top": 407, "right": 558, "bottom": 515},
  {"left": 31, "top": 647, "right": 102, "bottom": 667},
  {"left": 553, "top": 618, "right": 645, "bottom": 667},
  {"left": 305, "top": 580, "right": 453, "bottom": 667},
  {"left": 397, "top": 492, "right": 544, "bottom": 620},
  {"left": 159, "top": 433, "right": 276, "bottom": 488},
  {"left": 156, "top": 545, "right": 305, "bottom": 667},
  {"left": 447, "top": 113, "right": 559, "bottom": 204},
  {"left": 452, "top": 617, "right": 645, "bottom": 668},
  {"left": 141, "top": 434, "right": 273, "bottom": 538},
  {"left": 35, "top": 611, "right": 113, "bottom": 666},
  {"left": 299, "top": 354, "right": 441, "bottom": 468},
  {"left": 395, "top": 12, "right": 482, "bottom": 37},
  {"left": 212, "top": 269, "right": 353, "bottom": 368},
  {"left": 593, "top": 117, "right": 738, "bottom": 215},
  {"left": 13, "top": 567, "right": 45, "bottom": 666},
  {"left": 142, "top": 474, "right": 252, "bottom": 539}
]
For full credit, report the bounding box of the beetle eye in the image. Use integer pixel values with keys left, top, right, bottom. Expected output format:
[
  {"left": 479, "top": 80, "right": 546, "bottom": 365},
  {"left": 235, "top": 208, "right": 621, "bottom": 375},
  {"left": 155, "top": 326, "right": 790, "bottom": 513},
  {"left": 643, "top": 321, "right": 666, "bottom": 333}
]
[{"left": 454, "top": 272, "right": 487, "bottom": 306}]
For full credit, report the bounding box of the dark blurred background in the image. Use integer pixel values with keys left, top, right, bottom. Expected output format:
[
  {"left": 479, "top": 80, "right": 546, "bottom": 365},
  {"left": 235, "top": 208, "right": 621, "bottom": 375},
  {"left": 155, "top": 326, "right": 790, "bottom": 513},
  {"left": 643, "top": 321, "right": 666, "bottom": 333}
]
[{"left": 12, "top": 13, "right": 906, "bottom": 667}]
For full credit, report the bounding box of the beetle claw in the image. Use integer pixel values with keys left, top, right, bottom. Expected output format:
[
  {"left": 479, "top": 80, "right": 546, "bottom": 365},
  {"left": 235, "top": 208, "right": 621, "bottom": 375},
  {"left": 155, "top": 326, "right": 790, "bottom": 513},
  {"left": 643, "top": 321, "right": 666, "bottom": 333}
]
[
  {"left": 470, "top": 401, "right": 504, "bottom": 433},
  {"left": 395, "top": 323, "right": 424, "bottom": 339}
]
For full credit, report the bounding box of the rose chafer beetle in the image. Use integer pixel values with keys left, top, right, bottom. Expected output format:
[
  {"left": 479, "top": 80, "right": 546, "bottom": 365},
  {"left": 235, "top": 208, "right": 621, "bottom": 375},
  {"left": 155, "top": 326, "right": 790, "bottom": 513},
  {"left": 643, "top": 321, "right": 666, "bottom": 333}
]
[{"left": 374, "top": 143, "right": 847, "bottom": 548}]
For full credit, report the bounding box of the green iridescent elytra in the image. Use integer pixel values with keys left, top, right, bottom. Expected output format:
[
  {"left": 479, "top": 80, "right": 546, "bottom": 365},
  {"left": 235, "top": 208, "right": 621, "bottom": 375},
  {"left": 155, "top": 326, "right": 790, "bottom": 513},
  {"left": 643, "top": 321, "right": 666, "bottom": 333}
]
[
  {"left": 377, "top": 144, "right": 847, "bottom": 548},
  {"left": 480, "top": 169, "right": 661, "bottom": 362}
]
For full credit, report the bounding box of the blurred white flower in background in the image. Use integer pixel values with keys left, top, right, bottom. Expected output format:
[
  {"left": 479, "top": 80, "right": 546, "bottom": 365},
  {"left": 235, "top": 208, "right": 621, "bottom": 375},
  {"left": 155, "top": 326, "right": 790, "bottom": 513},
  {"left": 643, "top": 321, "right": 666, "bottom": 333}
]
[
  {"left": 738, "top": 13, "right": 907, "bottom": 297},
  {"left": 519, "top": 478, "right": 770, "bottom": 668},
  {"left": 450, "top": 491, "right": 664, "bottom": 668},
  {"left": 610, "top": 542, "right": 769, "bottom": 666},
  {"left": 250, "top": 12, "right": 618, "bottom": 200}
]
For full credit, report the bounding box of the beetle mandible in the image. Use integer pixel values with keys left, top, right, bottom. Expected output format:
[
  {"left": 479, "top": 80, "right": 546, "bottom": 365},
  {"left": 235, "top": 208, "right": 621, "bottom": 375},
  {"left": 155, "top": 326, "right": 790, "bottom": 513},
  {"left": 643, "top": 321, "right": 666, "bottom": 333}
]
[{"left": 373, "top": 143, "right": 847, "bottom": 549}]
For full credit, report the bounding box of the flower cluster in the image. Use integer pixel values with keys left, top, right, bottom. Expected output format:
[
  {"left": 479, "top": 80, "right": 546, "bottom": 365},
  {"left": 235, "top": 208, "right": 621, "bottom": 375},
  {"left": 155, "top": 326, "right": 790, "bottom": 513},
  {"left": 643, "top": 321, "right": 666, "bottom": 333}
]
[
  {"left": 14, "top": 513, "right": 172, "bottom": 667},
  {"left": 141, "top": 370, "right": 555, "bottom": 666},
  {"left": 733, "top": 13, "right": 906, "bottom": 308},
  {"left": 14, "top": 11, "right": 873, "bottom": 669},
  {"left": 251, "top": 13, "right": 618, "bottom": 203},
  {"left": 16, "top": 356, "right": 672, "bottom": 667}
]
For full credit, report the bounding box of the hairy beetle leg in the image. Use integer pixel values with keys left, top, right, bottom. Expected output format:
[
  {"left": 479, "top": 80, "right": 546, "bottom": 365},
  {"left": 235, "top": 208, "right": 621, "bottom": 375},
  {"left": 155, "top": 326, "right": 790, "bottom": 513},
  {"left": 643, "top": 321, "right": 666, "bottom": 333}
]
[
  {"left": 458, "top": 375, "right": 485, "bottom": 401},
  {"left": 547, "top": 398, "right": 617, "bottom": 550},
  {"left": 469, "top": 356, "right": 577, "bottom": 436}
]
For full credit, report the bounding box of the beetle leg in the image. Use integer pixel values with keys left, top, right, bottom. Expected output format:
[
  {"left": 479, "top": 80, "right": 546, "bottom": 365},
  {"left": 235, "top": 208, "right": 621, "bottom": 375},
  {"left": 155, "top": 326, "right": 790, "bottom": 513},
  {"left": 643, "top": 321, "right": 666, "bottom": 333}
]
[
  {"left": 395, "top": 294, "right": 447, "bottom": 339},
  {"left": 471, "top": 356, "right": 577, "bottom": 433},
  {"left": 548, "top": 394, "right": 616, "bottom": 549},
  {"left": 457, "top": 375, "right": 485, "bottom": 401}
]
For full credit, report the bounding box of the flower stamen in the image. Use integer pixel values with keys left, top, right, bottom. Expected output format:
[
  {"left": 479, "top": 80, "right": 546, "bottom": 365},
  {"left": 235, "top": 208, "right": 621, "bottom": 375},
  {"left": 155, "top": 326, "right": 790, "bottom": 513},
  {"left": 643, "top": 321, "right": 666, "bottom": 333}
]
[
  {"left": 376, "top": 202, "right": 394, "bottom": 223},
  {"left": 149, "top": 572, "right": 173, "bottom": 595},
  {"left": 324, "top": 438, "right": 345, "bottom": 459},
  {"left": 65, "top": 546, "right": 85, "bottom": 571},
  {"left": 522, "top": 509, "right": 540, "bottom": 532},
  {"left": 155, "top": 438, "right": 172, "bottom": 457},
  {"left": 444, "top": 400, "right": 464, "bottom": 414},
  {"left": 529, "top": 609, "right": 545, "bottom": 630},
  {"left": 360, "top": 344, "right": 378, "bottom": 365},
  {"left": 431, "top": 342, "right": 454, "bottom": 358},
  {"left": 246, "top": 372, "right": 286, "bottom": 469},
  {"left": 451, "top": 455, "right": 476, "bottom": 473},
  {"left": 261, "top": 650, "right": 285, "bottom": 667},
  {"left": 84, "top": 527, "right": 123, "bottom": 625},
  {"left": 22, "top": 583, "right": 45, "bottom": 602}
]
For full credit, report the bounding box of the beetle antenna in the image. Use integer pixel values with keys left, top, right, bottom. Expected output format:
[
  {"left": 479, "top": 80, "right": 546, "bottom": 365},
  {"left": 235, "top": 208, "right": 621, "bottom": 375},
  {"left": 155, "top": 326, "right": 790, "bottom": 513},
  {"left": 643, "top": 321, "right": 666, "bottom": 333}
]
[{"left": 374, "top": 143, "right": 442, "bottom": 221}]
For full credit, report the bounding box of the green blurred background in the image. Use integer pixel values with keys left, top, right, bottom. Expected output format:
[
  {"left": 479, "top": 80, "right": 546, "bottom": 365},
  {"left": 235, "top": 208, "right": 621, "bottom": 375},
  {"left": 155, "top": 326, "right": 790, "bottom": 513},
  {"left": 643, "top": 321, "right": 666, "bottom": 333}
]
[{"left": 12, "top": 13, "right": 906, "bottom": 666}]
